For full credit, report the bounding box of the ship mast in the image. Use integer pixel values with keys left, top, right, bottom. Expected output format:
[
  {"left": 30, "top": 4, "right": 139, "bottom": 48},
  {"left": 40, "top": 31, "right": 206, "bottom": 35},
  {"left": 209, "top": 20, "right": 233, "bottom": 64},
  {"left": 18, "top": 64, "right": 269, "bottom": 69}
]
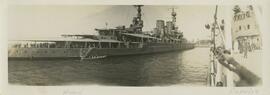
[
  {"left": 171, "top": 8, "right": 177, "bottom": 25},
  {"left": 131, "top": 5, "right": 144, "bottom": 33},
  {"left": 135, "top": 5, "right": 143, "bottom": 22}
]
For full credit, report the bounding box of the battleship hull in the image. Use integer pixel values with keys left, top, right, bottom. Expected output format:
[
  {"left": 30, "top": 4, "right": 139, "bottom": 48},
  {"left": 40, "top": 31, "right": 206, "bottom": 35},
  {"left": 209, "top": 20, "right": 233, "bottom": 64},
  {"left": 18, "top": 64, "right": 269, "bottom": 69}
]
[{"left": 8, "top": 43, "right": 195, "bottom": 60}]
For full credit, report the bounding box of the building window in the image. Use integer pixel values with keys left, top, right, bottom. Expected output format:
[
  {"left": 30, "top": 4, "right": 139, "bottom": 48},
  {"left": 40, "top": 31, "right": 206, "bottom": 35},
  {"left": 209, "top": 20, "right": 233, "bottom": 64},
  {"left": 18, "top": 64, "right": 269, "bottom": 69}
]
[
  {"left": 246, "top": 11, "right": 251, "bottom": 17},
  {"left": 234, "top": 15, "right": 238, "bottom": 21},
  {"left": 247, "top": 24, "right": 250, "bottom": 29},
  {"left": 238, "top": 15, "right": 241, "bottom": 20},
  {"left": 239, "top": 26, "right": 241, "bottom": 30},
  {"left": 243, "top": 14, "right": 246, "bottom": 19}
]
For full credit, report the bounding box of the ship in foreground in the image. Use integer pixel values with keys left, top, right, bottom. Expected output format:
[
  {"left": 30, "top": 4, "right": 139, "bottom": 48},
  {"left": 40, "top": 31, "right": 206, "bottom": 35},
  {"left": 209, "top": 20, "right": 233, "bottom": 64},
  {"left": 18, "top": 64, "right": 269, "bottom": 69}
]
[{"left": 8, "top": 5, "right": 195, "bottom": 60}]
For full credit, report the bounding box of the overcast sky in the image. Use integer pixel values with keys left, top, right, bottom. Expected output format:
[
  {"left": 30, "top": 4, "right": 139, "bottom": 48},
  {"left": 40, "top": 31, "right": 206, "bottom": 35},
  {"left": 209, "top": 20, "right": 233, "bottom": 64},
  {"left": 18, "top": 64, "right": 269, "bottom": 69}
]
[{"left": 8, "top": 5, "right": 230, "bottom": 41}]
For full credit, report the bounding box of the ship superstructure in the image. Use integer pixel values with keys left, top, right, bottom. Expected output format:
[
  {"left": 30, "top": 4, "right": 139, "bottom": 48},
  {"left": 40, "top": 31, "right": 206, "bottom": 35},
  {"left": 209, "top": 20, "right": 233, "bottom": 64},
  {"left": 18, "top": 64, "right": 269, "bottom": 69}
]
[{"left": 8, "top": 5, "right": 195, "bottom": 59}]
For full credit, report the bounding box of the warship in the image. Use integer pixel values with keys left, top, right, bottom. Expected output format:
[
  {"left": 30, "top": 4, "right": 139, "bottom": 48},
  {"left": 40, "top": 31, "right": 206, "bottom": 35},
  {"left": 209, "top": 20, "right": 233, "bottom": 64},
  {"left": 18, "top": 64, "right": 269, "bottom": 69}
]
[{"left": 8, "top": 5, "right": 195, "bottom": 60}]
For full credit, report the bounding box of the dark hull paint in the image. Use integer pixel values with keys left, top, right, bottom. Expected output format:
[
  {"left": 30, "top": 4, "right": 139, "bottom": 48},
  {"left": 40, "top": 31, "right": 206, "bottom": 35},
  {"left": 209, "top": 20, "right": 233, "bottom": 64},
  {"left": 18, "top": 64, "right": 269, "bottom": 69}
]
[{"left": 8, "top": 44, "right": 195, "bottom": 60}]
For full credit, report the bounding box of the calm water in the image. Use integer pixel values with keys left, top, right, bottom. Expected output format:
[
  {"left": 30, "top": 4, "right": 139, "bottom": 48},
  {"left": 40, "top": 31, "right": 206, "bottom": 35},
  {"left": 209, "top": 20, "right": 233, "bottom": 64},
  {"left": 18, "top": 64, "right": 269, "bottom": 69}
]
[{"left": 9, "top": 48, "right": 210, "bottom": 86}]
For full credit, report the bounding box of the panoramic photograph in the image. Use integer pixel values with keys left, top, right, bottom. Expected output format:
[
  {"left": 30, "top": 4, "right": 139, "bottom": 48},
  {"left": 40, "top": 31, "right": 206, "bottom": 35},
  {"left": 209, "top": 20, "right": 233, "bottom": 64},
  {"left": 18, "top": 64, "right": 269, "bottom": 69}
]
[{"left": 7, "top": 5, "right": 262, "bottom": 87}]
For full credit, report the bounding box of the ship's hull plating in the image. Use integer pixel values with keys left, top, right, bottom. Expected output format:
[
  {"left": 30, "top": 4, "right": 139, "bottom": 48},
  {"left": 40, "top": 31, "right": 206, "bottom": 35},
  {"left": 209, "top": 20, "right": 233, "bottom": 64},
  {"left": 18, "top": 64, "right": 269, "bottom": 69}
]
[{"left": 8, "top": 44, "right": 195, "bottom": 60}]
